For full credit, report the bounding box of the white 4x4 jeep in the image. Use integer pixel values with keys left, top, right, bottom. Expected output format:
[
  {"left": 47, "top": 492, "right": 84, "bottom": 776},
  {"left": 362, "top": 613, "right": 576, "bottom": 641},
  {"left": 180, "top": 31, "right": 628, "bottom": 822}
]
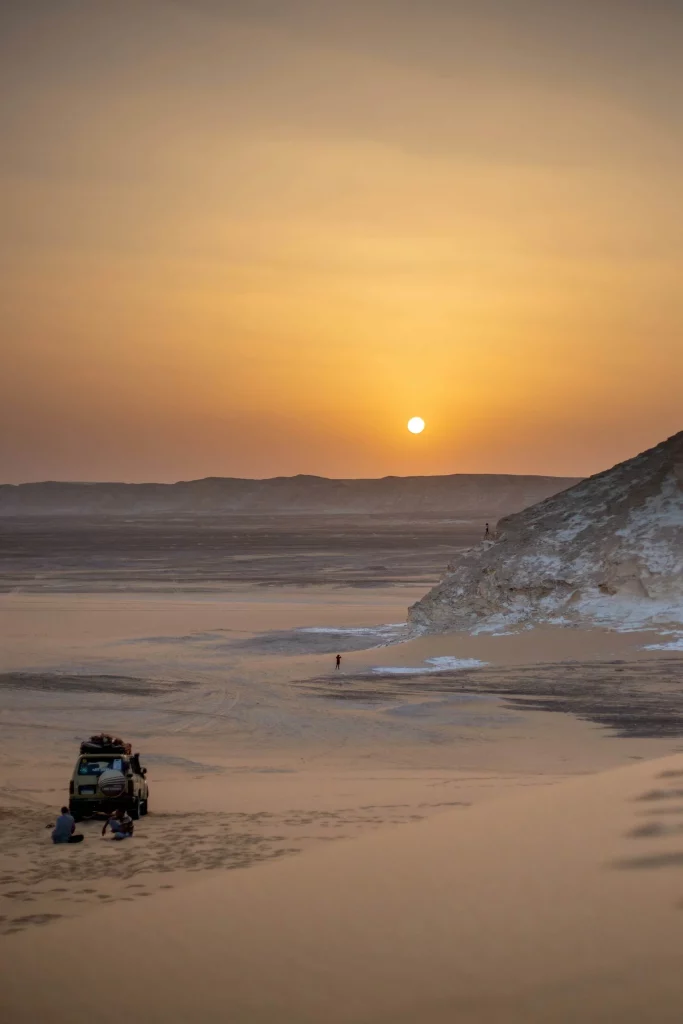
[{"left": 69, "top": 736, "right": 149, "bottom": 821}]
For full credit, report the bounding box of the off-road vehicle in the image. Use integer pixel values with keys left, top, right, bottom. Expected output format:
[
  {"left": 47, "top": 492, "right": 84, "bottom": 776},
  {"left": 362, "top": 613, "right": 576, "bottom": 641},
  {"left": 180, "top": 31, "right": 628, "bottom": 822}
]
[{"left": 69, "top": 734, "right": 149, "bottom": 821}]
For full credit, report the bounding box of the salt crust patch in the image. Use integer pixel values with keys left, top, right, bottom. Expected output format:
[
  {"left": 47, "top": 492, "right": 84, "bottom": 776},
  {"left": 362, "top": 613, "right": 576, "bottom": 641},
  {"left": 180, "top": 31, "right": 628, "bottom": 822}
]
[
  {"left": 643, "top": 634, "right": 683, "bottom": 652},
  {"left": 300, "top": 624, "right": 406, "bottom": 637},
  {"left": 372, "top": 657, "right": 488, "bottom": 676}
]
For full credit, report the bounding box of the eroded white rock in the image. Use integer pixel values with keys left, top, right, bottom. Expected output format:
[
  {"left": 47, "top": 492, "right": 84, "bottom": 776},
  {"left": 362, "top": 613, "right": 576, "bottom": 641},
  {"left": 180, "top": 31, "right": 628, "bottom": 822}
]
[{"left": 409, "top": 431, "right": 683, "bottom": 633}]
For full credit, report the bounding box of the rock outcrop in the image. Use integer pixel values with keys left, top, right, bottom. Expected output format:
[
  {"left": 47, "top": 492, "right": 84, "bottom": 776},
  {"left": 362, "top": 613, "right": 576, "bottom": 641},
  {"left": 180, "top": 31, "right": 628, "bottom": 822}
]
[{"left": 409, "top": 432, "right": 683, "bottom": 632}]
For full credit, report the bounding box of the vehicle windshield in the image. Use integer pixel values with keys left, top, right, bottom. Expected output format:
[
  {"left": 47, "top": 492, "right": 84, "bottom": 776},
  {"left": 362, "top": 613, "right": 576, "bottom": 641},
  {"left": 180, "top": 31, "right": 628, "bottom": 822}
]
[{"left": 78, "top": 758, "right": 125, "bottom": 775}]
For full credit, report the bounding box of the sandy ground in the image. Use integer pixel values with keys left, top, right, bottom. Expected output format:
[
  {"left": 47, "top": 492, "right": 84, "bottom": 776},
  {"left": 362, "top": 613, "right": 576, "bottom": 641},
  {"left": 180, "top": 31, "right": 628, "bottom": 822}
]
[
  {"left": 351, "top": 622, "right": 680, "bottom": 668},
  {"left": 0, "top": 512, "right": 485, "bottom": 591},
  {"left": 2, "top": 569, "right": 683, "bottom": 1019},
  {"left": 4, "top": 752, "right": 683, "bottom": 1022}
]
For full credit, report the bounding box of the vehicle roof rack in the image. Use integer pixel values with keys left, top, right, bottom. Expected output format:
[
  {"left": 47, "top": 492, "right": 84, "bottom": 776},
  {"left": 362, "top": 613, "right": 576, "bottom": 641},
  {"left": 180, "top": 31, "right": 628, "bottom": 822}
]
[{"left": 80, "top": 734, "right": 132, "bottom": 756}]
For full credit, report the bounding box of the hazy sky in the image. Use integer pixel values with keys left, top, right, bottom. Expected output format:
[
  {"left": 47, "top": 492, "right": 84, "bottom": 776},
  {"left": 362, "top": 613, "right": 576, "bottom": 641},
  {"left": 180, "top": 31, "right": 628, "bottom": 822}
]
[{"left": 2, "top": 0, "right": 682, "bottom": 482}]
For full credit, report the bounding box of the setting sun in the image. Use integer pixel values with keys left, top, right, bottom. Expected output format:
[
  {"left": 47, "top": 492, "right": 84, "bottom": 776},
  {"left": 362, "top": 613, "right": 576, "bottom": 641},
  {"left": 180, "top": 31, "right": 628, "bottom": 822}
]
[{"left": 407, "top": 417, "right": 425, "bottom": 434}]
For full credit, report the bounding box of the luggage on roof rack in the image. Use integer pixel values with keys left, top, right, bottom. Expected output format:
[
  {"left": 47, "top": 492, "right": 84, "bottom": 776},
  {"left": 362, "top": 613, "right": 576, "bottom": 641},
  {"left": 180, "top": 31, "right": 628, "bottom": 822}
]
[{"left": 79, "top": 733, "right": 132, "bottom": 756}]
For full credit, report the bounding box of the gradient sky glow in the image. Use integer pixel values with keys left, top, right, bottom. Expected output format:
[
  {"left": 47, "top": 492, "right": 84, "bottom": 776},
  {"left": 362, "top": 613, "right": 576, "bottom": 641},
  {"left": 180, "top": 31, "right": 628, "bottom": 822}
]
[{"left": 2, "top": 0, "right": 682, "bottom": 482}]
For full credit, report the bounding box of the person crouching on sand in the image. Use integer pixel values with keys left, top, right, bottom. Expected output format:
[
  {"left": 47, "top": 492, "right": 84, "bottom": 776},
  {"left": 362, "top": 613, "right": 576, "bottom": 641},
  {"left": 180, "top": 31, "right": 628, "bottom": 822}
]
[
  {"left": 102, "top": 808, "right": 134, "bottom": 840},
  {"left": 50, "top": 806, "right": 84, "bottom": 844}
]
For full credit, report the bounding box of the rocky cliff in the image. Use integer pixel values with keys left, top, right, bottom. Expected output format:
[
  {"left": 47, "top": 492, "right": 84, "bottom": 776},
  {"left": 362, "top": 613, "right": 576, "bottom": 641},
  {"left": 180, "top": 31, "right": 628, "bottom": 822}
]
[{"left": 409, "top": 432, "right": 683, "bottom": 632}]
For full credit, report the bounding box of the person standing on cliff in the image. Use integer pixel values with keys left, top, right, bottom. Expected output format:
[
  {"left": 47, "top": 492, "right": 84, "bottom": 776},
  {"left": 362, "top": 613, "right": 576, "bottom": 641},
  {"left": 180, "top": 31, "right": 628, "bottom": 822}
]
[{"left": 484, "top": 523, "right": 490, "bottom": 539}]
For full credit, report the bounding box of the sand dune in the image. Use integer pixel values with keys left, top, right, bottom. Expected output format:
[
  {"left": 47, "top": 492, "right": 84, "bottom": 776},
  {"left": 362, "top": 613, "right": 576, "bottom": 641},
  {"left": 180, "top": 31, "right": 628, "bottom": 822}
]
[{"left": 3, "top": 753, "right": 683, "bottom": 1023}]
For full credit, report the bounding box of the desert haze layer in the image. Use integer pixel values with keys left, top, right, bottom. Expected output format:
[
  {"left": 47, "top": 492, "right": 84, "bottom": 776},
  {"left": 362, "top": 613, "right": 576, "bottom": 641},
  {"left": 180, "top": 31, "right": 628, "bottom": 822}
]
[
  {"left": 0, "top": 472, "right": 580, "bottom": 515},
  {"left": 0, "top": 471, "right": 577, "bottom": 594}
]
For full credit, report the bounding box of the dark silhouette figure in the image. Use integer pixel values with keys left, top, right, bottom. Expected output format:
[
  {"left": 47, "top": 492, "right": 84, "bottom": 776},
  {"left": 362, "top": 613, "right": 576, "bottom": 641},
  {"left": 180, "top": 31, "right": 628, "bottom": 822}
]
[
  {"left": 484, "top": 522, "right": 490, "bottom": 539},
  {"left": 335, "top": 654, "right": 341, "bottom": 670}
]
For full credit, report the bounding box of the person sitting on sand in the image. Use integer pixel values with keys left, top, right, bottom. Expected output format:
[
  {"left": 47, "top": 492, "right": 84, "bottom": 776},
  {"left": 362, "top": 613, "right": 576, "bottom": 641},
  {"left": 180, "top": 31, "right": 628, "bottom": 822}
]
[
  {"left": 51, "top": 806, "right": 84, "bottom": 844},
  {"left": 102, "top": 808, "right": 134, "bottom": 840}
]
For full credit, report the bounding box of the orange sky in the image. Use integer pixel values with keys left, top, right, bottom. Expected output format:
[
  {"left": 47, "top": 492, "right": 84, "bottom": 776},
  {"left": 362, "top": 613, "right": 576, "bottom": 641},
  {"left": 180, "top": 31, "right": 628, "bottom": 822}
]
[{"left": 2, "top": 1, "right": 682, "bottom": 482}]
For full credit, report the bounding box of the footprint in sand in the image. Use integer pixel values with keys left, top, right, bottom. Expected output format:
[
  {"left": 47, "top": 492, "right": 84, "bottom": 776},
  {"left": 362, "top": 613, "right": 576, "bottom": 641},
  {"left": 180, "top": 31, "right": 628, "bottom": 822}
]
[
  {"left": 613, "top": 851, "right": 683, "bottom": 870},
  {"left": 636, "top": 788, "right": 683, "bottom": 802},
  {"left": 627, "top": 823, "right": 667, "bottom": 837}
]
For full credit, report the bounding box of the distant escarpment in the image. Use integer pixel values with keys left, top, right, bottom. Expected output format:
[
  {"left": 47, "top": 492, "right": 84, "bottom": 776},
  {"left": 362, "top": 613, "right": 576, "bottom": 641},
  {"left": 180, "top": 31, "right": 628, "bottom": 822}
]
[
  {"left": 0, "top": 474, "right": 579, "bottom": 517},
  {"left": 409, "top": 432, "right": 683, "bottom": 632}
]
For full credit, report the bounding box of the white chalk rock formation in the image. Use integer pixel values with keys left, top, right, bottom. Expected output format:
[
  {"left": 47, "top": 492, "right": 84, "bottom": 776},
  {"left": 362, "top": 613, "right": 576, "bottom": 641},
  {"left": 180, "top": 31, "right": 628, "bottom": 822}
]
[{"left": 409, "top": 431, "right": 683, "bottom": 633}]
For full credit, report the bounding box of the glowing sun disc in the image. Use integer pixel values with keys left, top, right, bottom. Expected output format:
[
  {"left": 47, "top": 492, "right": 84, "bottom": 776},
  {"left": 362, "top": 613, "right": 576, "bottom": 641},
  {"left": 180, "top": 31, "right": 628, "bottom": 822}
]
[{"left": 407, "top": 417, "right": 425, "bottom": 434}]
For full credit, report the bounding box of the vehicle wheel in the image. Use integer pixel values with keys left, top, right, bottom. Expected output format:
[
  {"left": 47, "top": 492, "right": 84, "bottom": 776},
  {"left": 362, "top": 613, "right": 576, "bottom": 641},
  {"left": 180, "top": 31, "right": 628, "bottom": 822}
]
[
  {"left": 130, "top": 799, "right": 141, "bottom": 820},
  {"left": 69, "top": 802, "right": 83, "bottom": 823},
  {"left": 140, "top": 799, "right": 148, "bottom": 816}
]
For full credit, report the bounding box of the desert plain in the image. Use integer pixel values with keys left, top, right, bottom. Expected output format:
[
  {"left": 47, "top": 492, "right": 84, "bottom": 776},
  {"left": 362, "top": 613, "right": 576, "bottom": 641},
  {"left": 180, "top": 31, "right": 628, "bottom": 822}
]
[{"left": 1, "top": 507, "right": 683, "bottom": 1022}]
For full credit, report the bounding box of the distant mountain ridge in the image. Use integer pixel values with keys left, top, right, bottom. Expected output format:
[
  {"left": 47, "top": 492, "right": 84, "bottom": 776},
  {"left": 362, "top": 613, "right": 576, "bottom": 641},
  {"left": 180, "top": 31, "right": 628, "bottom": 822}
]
[{"left": 0, "top": 474, "right": 581, "bottom": 516}]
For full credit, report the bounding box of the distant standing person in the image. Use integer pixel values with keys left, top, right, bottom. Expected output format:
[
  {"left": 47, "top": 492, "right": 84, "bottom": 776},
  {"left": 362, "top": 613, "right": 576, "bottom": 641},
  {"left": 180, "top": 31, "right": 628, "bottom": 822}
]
[
  {"left": 484, "top": 522, "right": 490, "bottom": 539},
  {"left": 335, "top": 654, "right": 341, "bottom": 670},
  {"left": 51, "top": 806, "right": 84, "bottom": 844}
]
